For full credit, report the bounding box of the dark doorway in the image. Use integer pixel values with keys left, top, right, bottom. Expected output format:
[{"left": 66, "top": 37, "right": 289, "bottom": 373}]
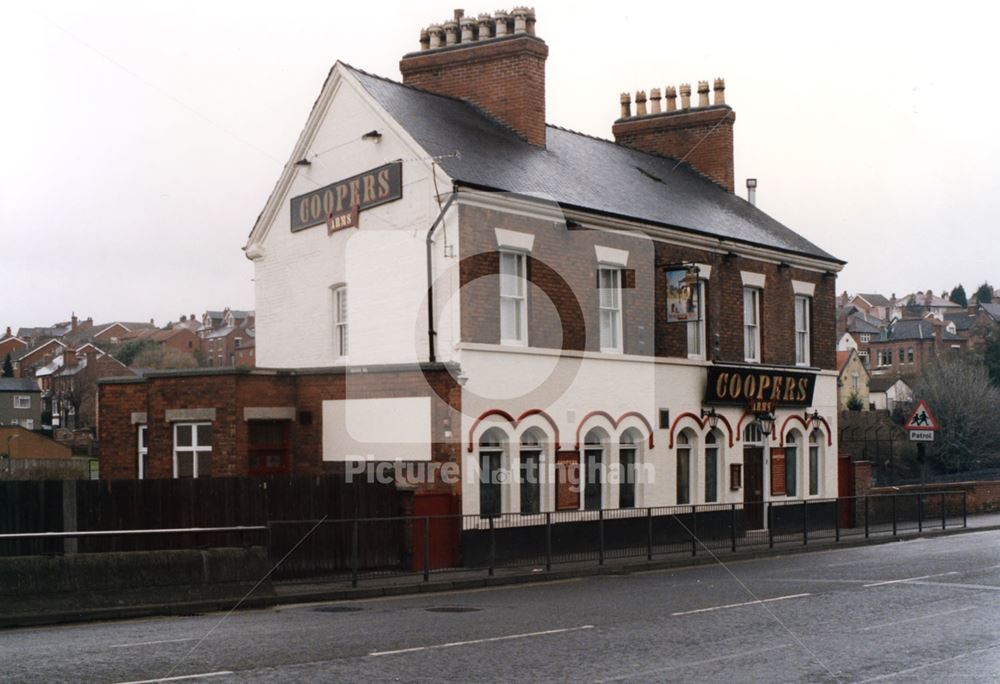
[
  {"left": 838, "top": 455, "right": 856, "bottom": 529},
  {"left": 247, "top": 420, "right": 291, "bottom": 477},
  {"left": 743, "top": 447, "right": 764, "bottom": 528}
]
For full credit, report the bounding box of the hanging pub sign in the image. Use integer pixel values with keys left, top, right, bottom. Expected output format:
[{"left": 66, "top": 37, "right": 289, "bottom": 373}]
[
  {"left": 665, "top": 267, "right": 701, "bottom": 323},
  {"left": 289, "top": 161, "right": 403, "bottom": 233},
  {"left": 704, "top": 365, "right": 816, "bottom": 408}
]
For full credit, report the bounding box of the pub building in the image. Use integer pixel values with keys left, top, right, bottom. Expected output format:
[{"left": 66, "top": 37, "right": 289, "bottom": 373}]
[{"left": 99, "top": 9, "right": 843, "bottom": 537}]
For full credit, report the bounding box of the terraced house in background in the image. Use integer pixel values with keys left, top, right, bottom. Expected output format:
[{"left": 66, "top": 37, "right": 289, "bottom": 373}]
[{"left": 99, "top": 8, "right": 844, "bottom": 537}]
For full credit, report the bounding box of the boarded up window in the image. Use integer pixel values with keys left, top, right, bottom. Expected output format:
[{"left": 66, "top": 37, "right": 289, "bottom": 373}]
[
  {"left": 555, "top": 450, "right": 580, "bottom": 510},
  {"left": 770, "top": 448, "right": 786, "bottom": 496}
]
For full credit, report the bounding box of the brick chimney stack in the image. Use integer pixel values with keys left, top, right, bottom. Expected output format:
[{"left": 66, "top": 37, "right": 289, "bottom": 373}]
[
  {"left": 63, "top": 348, "right": 77, "bottom": 369},
  {"left": 400, "top": 8, "right": 548, "bottom": 147},
  {"left": 612, "top": 77, "right": 735, "bottom": 192}
]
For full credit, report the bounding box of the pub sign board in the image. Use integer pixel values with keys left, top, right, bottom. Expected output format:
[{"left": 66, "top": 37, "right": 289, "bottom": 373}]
[
  {"left": 289, "top": 161, "right": 403, "bottom": 233},
  {"left": 704, "top": 365, "right": 816, "bottom": 408}
]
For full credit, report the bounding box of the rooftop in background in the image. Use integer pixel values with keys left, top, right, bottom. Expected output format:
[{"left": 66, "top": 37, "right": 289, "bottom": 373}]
[{"left": 0, "top": 378, "right": 41, "bottom": 393}]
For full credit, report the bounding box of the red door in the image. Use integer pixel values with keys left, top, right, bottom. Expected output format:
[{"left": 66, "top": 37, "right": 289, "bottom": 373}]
[
  {"left": 838, "top": 456, "right": 855, "bottom": 529},
  {"left": 412, "top": 493, "right": 460, "bottom": 571}
]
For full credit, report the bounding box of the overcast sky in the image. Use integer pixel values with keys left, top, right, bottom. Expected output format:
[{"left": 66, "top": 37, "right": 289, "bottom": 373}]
[{"left": 2, "top": 1, "right": 997, "bottom": 329}]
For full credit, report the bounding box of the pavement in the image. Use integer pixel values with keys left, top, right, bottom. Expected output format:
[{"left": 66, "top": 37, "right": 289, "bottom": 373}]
[{"left": 4, "top": 526, "right": 1000, "bottom": 682}]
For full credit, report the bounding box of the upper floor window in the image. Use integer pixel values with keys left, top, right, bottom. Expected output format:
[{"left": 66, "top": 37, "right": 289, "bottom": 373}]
[
  {"left": 898, "top": 347, "right": 904, "bottom": 364},
  {"left": 743, "top": 287, "right": 761, "bottom": 362},
  {"left": 860, "top": 333, "right": 871, "bottom": 343},
  {"left": 333, "top": 286, "right": 348, "bottom": 358},
  {"left": 499, "top": 251, "right": 527, "bottom": 345},
  {"left": 795, "top": 295, "right": 811, "bottom": 366},
  {"left": 14, "top": 395, "right": 31, "bottom": 409},
  {"left": 598, "top": 267, "right": 623, "bottom": 353},
  {"left": 907, "top": 347, "right": 914, "bottom": 363},
  {"left": 687, "top": 280, "right": 706, "bottom": 360}
]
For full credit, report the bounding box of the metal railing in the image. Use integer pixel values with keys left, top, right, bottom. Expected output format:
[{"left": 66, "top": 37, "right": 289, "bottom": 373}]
[{"left": 0, "top": 492, "right": 969, "bottom": 586}]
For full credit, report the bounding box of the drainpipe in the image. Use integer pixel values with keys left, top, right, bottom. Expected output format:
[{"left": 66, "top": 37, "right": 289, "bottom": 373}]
[{"left": 425, "top": 189, "right": 458, "bottom": 364}]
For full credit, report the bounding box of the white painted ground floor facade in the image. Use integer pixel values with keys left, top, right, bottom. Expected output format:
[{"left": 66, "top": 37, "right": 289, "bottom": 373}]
[{"left": 458, "top": 344, "right": 838, "bottom": 521}]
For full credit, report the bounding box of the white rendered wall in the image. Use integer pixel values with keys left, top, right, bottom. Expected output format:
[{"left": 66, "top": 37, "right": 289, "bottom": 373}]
[
  {"left": 459, "top": 346, "right": 840, "bottom": 517},
  {"left": 252, "top": 73, "right": 460, "bottom": 369}
]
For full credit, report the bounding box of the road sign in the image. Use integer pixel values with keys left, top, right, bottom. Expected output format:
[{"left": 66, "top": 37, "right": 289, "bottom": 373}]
[
  {"left": 908, "top": 430, "right": 935, "bottom": 442},
  {"left": 904, "top": 400, "right": 939, "bottom": 432}
]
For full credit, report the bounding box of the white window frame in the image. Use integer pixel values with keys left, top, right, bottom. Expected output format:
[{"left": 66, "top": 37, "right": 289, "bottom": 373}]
[
  {"left": 743, "top": 287, "right": 761, "bottom": 363},
  {"left": 172, "top": 422, "right": 212, "bottom": 479},
  {"left": 808, "top": 429, "right": 822, "bottom": 496},
  {"left": 687, "top": 280, "right": 706, "bottom": 360},
  {"left": 795, "top": 295, "right": 811, "bottom": 366},
  {"left": 499, "top": 250, "right": 528, "bottom": 346},
  {"left": 598, "top": 266, "right": 623, "bottom": 353},
  {"left": 137, "top": 425, "right": 148, "bottom": 479},
  {"left": 332, "top": 286, "right": 348, "bottom": 358},
  {"left": 14, "top": 395, "right": 31, "bottom": 410}
]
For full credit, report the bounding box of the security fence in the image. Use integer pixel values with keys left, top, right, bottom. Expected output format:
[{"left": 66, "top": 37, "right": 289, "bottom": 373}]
[{"left": 0, "top": 491, "right": 969, "bottom": 584}]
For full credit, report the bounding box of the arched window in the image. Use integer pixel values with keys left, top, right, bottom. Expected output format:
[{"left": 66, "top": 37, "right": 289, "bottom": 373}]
[
  {"left": 519, "top": 429, "right": 544, "bottom": 514},
  {"left": 704, "top": 429, "right": 722, "bottom": 503},
  {"left": 785, "top": 431, "right": 800, "bottom": 497},
  {"left": 583, "top": 427, "right": 608, "bottom": 511},
  {"left": 676, "top": 429, "right": 697, "bottom": 505},
  {"left": 809, "top": 429, "right": 822, "bottom": 496},
  {"left": 619, "top": 428, "right": 642, "bottom": 509},
  {"left": 479, "top": 428, "right": 507, "bottom": 517},
  {"left": 743, "top": 422, "right": 764, "bottom": 445}
]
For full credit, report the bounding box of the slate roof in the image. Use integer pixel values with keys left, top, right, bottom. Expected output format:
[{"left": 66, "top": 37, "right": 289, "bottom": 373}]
[
  {"left": 855, "top": 293, "right": 890, "bottom": 307},
  {"left": 980, "top": 303, "right": 1000, "bottom": 321},
  {"left": 944, "top": 313, "right": 977, "bottom": 332},
  {"left": 869, "top": 376, "right": 909, "bottom": 393},
  {"left": 346, "top": 65, "right": 842, "bottom": 264},
  {"left": 0, "top": 378, "right": 41, "bottom": 393},
  {"left": 883, "top": 319, "right": 962, "bottom": 342},
  {"left": 846, "top": 314, "right": 881, "bottom": 334}
]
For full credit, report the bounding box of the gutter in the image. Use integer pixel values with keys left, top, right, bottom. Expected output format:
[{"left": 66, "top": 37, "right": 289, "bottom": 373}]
[{"left": 425, "top": 188, "right": 459, "bottom": 364}]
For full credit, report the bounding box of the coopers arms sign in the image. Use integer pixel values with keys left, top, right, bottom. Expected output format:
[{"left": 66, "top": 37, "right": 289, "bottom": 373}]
[
  {"left": 704, "top": 365, "right": 816, "bottom": 409},
  {"left": 289, "top": 161, "right": 403, "bottom": 233}
]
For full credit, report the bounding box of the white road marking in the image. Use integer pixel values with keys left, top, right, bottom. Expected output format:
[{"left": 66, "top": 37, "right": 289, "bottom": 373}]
[
  {"left": 863, "top": 571, "right": 958, "bottom": 587},
  {"left": 858, "top": 642, "right": 1000, "bottom": 682},
  {"left": 112, "top": 672, "right": 233, "bottom": 684},
  {"left": 670, "top": 593, "right": 811, "bottom": 616},
  {"left": 368, "top": 625, "right": 594, "bottom": 656},
  {"left": 859, "top": 605, "right": 980, "bottom": 631},
  {"left": 596, "top": 643, "right": 791, "bottom": 682},
  {"left": 109, "top": 638, "right": 195, "bottom": 649},
  {"left": 911, "top": 580, "right": 1000, "bottom": 592}
]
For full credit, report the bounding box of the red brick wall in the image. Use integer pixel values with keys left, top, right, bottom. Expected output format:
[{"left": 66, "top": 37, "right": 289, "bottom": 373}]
[
  {"left": 612, "top": 108, "right": 735, "bottom": 192},
  {"left": 458, "top": 204, "right": 837, "bottom": 370},
  {"left": 98, "top": 368, "right": 461, "bottom": 494},
  {"left": 399, "top": 35, "right": 548, "bottom": 147}
]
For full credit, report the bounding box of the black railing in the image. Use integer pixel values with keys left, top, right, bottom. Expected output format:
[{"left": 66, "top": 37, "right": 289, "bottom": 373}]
[{"left": 0, "top": 492, "right": 970, "bottom": 585}]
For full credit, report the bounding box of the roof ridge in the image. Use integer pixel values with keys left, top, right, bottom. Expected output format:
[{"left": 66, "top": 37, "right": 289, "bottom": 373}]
[{"left": 342, "top": 61, "right": 533, "bottom": 145}]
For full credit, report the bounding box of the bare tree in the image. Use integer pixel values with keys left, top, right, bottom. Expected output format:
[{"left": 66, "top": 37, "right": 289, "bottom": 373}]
[{"left": 914, "top": 356, "right": 1000, "bottom": 473}]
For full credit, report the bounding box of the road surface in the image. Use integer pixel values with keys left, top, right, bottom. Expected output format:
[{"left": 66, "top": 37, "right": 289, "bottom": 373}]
[{"left": 4, "top": 529, "right": 1000, "bottom": 682}]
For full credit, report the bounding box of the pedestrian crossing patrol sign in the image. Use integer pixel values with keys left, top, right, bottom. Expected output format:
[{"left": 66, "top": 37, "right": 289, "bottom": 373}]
[{"left": 904, "top": 400, "right": 938, "bottom": 432}]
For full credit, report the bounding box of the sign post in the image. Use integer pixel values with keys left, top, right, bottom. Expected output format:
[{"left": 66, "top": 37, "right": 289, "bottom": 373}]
[{"left": 904, "top": 400, "right": 939, "bottom": 483}]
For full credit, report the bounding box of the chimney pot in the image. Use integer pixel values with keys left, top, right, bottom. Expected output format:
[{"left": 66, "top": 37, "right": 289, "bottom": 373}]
[
  {"left": 494, "top": 10, "right": 510, "bottom": 36},
  {"left": 713, "top": 77, "right": 726, "bottom": 105},
  {"left": 620, "top": 92, "right": 632, "bottom": 119},
  {"left": 460, "top": 16, "right": 476, "bottom": 42},
  {"left": 665, "top": 86, "right": 677, "bottom": 112},
  {"left": 419, "top": 28, "right": 430, "bottom": 50},
  {"left": 512, "top": 7, "right": 530, "bottom": 34},
  {"left": 428, "top": 24, "right": 444, "bottom": 49},
  {"left": 635, "top": 90, "right": 647, "bottom": 117},
  {"left": 443, "top": 20, "right": 459, "bottom": 45},
  {"left": 526, "top": 7, "right": 537, "bottom": 35},
  {"left": 649, "top": 87, "right": 662, "bottom": 114},
  {"left": 477, "top": 13, "right": 494, "bottom": 39},
  {"left": 679, "top": 83, "right": 691, "bottom": 109},
  {"left": 697, "top": 80, "right": 710, "bottom": 107}
]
